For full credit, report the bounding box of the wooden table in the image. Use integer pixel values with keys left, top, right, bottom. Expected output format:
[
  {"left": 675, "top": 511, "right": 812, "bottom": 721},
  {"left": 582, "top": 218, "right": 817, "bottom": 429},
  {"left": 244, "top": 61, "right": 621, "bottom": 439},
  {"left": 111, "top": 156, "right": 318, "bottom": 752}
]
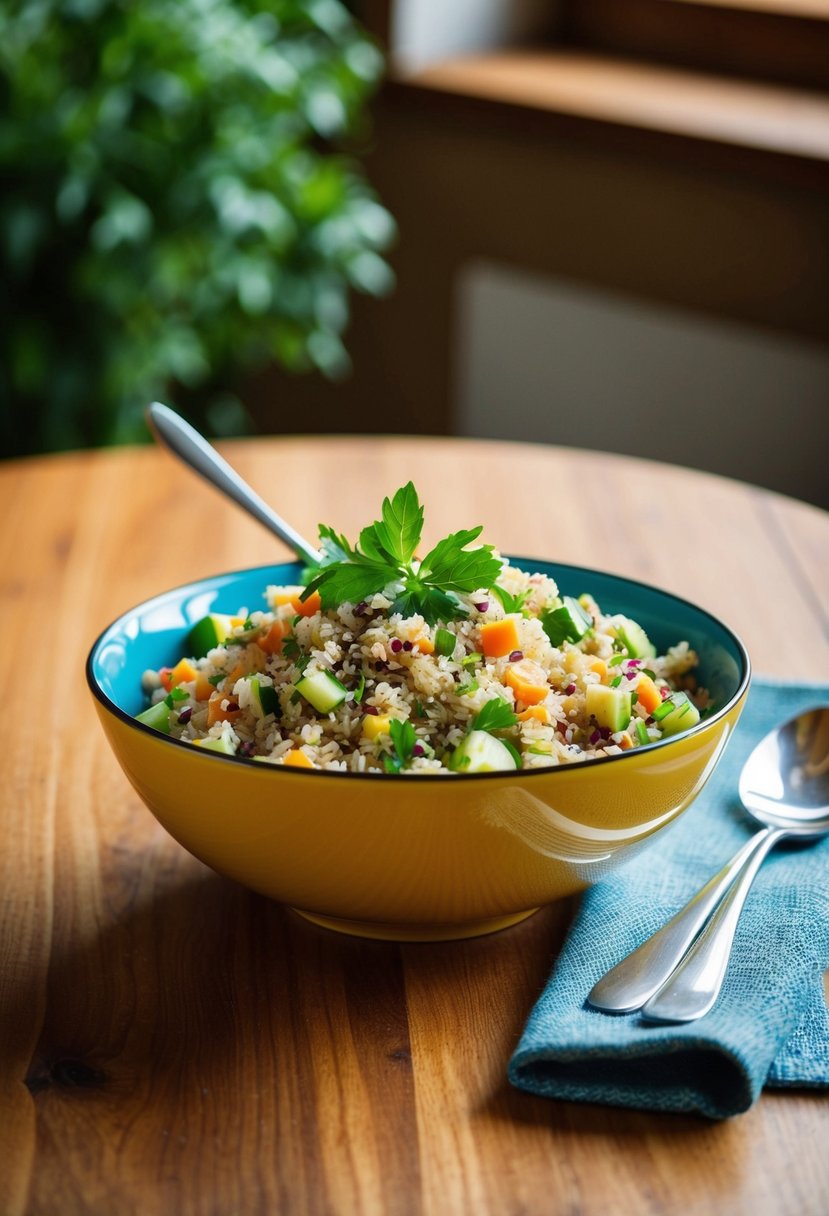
[{"left": 2, "top": 436, "right": 827, "bottom": 1216}]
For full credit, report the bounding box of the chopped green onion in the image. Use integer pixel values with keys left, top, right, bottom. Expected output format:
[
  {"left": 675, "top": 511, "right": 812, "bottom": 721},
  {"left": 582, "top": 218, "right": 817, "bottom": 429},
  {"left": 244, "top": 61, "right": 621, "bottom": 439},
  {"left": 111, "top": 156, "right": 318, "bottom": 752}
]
[
  {"left": 164, "top": 687, "right": 189, "bottom": 707},
  {"left": 457, "top": 680, "right": 479, "bottom": 696},
  {"left": 461, "top": 652, "right": 482, "bottom": 670},
  {"left": 635, "top": 719, "right": 650, "bottom": 746},
  {"left": 609, "top": 655, "right": 625, "bottom": 667},
  {"left": 207, "top": 674, "right": 225, "bottom": 687},
  {"left": 652, "top": 699, "right": 675, "bottom": 722},
  {"left": 353, "top": 672, "right": 366, "bottom": 704}
]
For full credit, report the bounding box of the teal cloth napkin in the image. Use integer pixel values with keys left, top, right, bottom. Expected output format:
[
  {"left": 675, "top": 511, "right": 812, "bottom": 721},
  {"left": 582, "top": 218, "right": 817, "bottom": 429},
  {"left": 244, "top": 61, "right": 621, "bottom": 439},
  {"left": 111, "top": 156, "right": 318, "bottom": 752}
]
[{"left": 509, "top": 679, "right": 829, "bottom": 1119}]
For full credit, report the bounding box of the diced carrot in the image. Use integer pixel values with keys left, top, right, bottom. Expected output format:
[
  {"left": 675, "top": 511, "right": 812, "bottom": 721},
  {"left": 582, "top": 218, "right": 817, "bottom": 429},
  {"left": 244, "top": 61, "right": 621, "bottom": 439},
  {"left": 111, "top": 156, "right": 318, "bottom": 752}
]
[
  {"left": 635, "top": 674, "right": 662, "bottom": 715},
  {"left": 619, "top": 732, "right": 634, "bottom": 750},
  {"left": 170, "top": 658, "right": 198, "bottom": 687},
  {"left": 207, "top": 693, "right": 242, "bottom": 727},
  {"left": 159, "top": 667, "right": 174, "bottom": 692},
  {"left": 589, "top": 658, "right": 607, "bottom": 680},
  {"left": 283, "top": 748, "right": 314, "bottom": 769},
  {"left": 291, "top": 590, "right": 321, "bottom": 618},
  {"left": 413, "top": 634, "right": 434, "bottom": 655},
  {"left": 193, "top": 672, "right": 214, "bottom": 701},
  {"left": 518, "top": 705, "right": 550, "bottom": 724},
  {"left": 259, "top": 620, "right": 286, "bottom": 655},
  {"left": 505, "top": 659, "right": 549, "bottom": 706},
  {"left": 480, "top": 618, "right": 520, "bottom": 658}
]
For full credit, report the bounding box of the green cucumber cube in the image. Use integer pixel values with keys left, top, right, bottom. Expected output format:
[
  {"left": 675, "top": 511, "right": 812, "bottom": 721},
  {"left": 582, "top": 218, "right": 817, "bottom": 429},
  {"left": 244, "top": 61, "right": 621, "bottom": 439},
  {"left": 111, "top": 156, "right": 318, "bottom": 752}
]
[
  {"left": 612, "top": 615, "right": 656, "bottom": 659},
  {"left": 135, "top": 700, "right": 172, "bottom": 733},
  {"left": 655, "top": 691, "right": 701, "bottom": 737},
  {"left": 187, "top": 613, "right": 234, "bottom": 659},
  {"left": 196, "top": 735, "right": 237, "bottom": 755},
  {"left": 294, "top": 669, "right": 348, "bottom": 714},
  {"left": 585, "top": 684, "right": 632, "bottom": 733},
  {"left": 449, "top": 729, "right": 519, "bottom": 773}
]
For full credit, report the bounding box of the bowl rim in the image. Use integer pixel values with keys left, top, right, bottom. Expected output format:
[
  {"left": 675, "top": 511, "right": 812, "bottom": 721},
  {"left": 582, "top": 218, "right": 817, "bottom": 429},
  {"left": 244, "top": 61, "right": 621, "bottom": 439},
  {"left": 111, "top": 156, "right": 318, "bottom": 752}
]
[{"left": 86, "top": 557, "right": 751, "bottom": 783}]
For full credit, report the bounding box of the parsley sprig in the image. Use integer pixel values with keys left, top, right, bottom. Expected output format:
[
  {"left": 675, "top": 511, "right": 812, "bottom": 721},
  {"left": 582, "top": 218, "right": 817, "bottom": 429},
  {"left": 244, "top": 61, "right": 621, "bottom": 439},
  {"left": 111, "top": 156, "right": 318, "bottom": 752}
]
[
  {"left": 302, "top": 483, "right": 503, "bottom": 625},
  {"left": 383, "top": 719, "right": 418, "bottom": 774}
]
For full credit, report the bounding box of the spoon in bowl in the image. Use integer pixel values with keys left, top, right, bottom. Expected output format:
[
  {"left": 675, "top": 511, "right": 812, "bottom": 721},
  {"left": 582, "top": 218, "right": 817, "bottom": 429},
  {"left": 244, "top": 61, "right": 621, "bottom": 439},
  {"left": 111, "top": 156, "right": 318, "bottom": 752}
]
[
  {"left": 587, "top": 706, "right": 829, "bottom": 1021},
  {"left": 146, "top": 401, "right": 320, "bottom": 566}
]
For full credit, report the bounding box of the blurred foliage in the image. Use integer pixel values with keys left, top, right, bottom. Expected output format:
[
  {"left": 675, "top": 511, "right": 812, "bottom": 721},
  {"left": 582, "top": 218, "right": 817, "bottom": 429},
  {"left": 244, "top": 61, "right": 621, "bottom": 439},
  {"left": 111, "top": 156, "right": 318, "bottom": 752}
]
[{"left": 0, "top": 0, "right": 395, "bottom": 456}]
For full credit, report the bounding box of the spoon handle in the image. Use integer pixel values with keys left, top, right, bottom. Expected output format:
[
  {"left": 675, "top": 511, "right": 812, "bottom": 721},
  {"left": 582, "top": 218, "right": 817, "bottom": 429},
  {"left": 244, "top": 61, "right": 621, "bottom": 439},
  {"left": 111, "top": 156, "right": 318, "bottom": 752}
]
[
  {"left": 146, "top": 402, "right": 321, "bottom": 567},
  {"left": 587, "top": 826, "right": 778, "bottom": 1013},
  {"left": 641, "top": 826, "right": 786, "bottom": 1023}
]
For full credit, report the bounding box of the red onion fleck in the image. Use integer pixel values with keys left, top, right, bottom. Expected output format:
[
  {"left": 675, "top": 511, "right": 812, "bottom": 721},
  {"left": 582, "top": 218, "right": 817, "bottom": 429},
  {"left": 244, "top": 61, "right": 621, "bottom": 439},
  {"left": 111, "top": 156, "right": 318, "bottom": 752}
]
[
  {"left": 177, "top": 707, "right": 192, "bottom": 725},
  {"left": 599, "top": 726, "right": 611, "bottom": 740},
  {"left": 660, "top": 686, "right": 671, "bottom": 699},
  {"left": 474, "top": 601, "right": 489, "bottom": 612},
  {"left": 565, "top": 683, "right": 576, "bottom": 695},
  {"left": 354, "top": 601, "right": 368, "bottom": 615},
  {"left": 390, "top": 639, "right": 403, "bottom": 654},
  {"left": 589, "top": 729, "right": 601, "bottom": 745},
  {"left": 413, "top": 743, "right": 425, "bottom": 757},
  {"left": 238, "top": 740, "right": 256, "bottom": 757},
  {"left": 555, "top": 719, "right": 568, "bottom": 734},
  {"left": 363, "top": 705, "right": 379, "bottom": 715},
  {"left": 626, "top": 659, "right": 643, "bottom": 668},
  {"left": 508, "top": 650, "right": 524, "bottom": 662}
]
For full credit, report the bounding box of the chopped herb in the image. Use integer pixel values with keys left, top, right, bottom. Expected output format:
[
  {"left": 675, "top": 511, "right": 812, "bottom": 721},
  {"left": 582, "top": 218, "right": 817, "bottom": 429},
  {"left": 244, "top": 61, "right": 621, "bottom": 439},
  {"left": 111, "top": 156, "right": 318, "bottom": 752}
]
[
  {"left": 642, "top": 668, "right": 656, "bottom": 680},
  {"left": 243, "top": 616, "right": 255, "bottom": 631},
  {"left": 164, "top": 687, "right": 189, "bottom": 708},
  {"left": 457, "top": 679, "right": 479, "bottom": 696},
  {"left": 500, "top": 739, "right": 523, "bottom": 768},
  {"left": 294, "top": 654, "right": 311, "bottom": 676},
  {"left": 631, "top": 691, "right": 639, "bottom": 706},
  {"left": 461, "top": 652, "right": 482, "bottom": 670},
  {"left": 472, "top": 698, "right": 518, "bottom": 733},
  {"left": 282, "top": 636, "right": 301, "bottom": 659},
  {"left": 291, "top": 614, "right": 302, "bottom": 627},
  {"left": 207, "top": 674, "right": 225, "bottom": 687},
  {"left": 301, "top": 483, "right": 502, "bottom": 625},
  {"left": 541, "top": 596, "right": 592, "bottom": 646},
  {"left": 290, "top": 690, "right": 302, "bottom": 705},
  {"left": 609, "top": 654, "right": 625, "bottom": 667},
  {"left": 635, "top": 719, "right": 650, "bottom": 746},
  {"left": 413, "top": 700, "right": 425, "bottom": 718},
  {"left": 528, "top": 744, "right": 553, "bottom": 756},
  {"left": 610, "top": 675, "right": 623, "bottom": 688},
  {"left": 491, "top": 585, "right": 529, "bottom": 614},
  {"left": 353, "top": 672, "right": 366, "bottom": 704},
  {"left": 383, "top": 718, "right": 418, "bottom": 774}
]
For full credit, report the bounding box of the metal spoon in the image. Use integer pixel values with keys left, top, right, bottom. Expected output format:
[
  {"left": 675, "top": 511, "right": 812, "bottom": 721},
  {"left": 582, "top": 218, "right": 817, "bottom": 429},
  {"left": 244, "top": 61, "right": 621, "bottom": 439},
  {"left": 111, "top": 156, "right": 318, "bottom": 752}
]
[
  {"left": 146, "top": 401, "right": 320, "bottom": 566},
  {"left": 588, "top": 706, "right": 829, "bottom": 1021}
]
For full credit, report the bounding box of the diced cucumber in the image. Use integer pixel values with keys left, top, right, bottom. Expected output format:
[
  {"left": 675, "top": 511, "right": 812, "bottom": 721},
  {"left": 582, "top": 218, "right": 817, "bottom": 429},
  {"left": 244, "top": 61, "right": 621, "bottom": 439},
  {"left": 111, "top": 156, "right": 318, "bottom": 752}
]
[
  {"left": 612, "top": 615, "right": 656, "bottom": 660},
  {"left": 194, "top": 735, "right": 237, "bottom": 755},
  {"left": 434, "top": 627, "right": 456, "bottom": 657},
  {"left": 246, "top": 677, "right": 281, "bottom": 720},
  {"left": 654, "top": 691, "right": 700, "bottom": 737},
  {"left": 187, "top": 613, "right": 235, "bottom": 659},
  {"left": 541, "top": 596, "right": 592, "bottom": 646},
  {"left": 135, "top": 700, "right": 172, "bottom": 733},
  {"left": 449, "top": 729, "right": 519, "bottom": 773},
  {"left": 585, "top": 684, "right": 632, "bottom": 733},
  {"left": 634, "top": 718, "right": 651, "bottom": 747},
  {"left": 294, "top": 669, "right": 348, "bottom": 714}
]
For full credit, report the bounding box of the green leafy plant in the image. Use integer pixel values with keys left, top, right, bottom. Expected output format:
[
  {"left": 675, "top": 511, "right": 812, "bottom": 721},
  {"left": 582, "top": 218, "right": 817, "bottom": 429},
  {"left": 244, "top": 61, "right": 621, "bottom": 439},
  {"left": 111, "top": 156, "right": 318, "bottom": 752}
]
[{"left": 0, "top": 0, "right": 395, "bottom": 457}]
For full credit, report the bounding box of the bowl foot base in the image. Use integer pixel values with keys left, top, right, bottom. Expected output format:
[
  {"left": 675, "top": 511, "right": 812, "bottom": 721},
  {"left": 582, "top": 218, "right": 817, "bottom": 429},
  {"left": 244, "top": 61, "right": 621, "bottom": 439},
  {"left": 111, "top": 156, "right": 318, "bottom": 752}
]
[{"left": 291, "top": 907, "right": 539, "bottom": 942}]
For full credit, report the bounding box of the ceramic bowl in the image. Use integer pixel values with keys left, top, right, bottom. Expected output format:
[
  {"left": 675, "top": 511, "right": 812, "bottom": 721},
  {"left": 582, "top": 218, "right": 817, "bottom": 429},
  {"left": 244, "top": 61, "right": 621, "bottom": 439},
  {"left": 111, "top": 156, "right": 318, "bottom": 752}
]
[{"left": 87, "top": 559, "right": 750, "bottom": 941}]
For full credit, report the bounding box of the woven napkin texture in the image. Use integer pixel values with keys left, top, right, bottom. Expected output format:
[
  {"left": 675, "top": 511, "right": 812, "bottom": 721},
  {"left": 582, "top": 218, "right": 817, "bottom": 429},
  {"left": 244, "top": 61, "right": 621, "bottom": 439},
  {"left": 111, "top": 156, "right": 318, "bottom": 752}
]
[{"left": 508, "top": 679, "right": 829, "bottom": 1119}]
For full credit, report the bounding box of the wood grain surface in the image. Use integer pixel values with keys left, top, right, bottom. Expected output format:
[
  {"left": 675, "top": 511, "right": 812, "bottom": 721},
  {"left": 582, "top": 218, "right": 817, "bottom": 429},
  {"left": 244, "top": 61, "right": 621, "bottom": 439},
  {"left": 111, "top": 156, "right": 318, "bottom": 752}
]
[{"left": 1, "top": 436, "right": 827, "bottom": 1216}]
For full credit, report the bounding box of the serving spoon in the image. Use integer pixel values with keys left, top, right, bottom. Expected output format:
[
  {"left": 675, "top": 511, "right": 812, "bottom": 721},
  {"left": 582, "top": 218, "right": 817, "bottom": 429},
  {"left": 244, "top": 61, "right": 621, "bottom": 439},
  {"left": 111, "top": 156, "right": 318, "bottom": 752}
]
[
  {"left": 146, "top": 401, "right": 320, "bottom": 566},
  {"left": 588, "top": 706, "right": 829, "bottom": 1021}
]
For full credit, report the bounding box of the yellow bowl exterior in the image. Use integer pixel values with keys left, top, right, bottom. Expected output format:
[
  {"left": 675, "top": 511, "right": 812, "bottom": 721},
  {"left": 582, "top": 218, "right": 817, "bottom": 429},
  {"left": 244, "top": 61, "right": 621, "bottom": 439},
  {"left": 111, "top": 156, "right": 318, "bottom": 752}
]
[{"left": 94, "top": 688, "right": 747, "bottom": 940}]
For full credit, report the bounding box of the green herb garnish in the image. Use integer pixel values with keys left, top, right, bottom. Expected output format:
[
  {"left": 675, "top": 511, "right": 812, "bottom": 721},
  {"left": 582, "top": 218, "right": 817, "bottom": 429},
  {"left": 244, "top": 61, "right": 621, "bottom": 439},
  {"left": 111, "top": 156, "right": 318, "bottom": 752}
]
[
  {"left": 461, "top": 652, "right": 482, "bottom": 670},
  {"left": 491, "top": 585, "right": 529, "bottom": 614},
  {"left": 164, "top": 687, "right": 189, "bottom": 708},
  {"left": 457, "top": 679, "right": 479, "bottom": 696},
  {"left": 207, "top": 674, "right": 225, "bottom": 687},
  {"left": 471, "top": 698, "right": 518, "bottom": 733},
  {"left": 282, "top": 636, "right": 301, "bottom": 660},
  {"left": 609, "top": 654, "right": 625, "bottom": 667},
  {"left": 352, "top": 672, "right": 366, "bottom": 704},
  {"left": 382, "top": 718, "right": 418, "bottom": 774},
  {"left": 301, "top": 483, "right": 503, "bottom": 625}
]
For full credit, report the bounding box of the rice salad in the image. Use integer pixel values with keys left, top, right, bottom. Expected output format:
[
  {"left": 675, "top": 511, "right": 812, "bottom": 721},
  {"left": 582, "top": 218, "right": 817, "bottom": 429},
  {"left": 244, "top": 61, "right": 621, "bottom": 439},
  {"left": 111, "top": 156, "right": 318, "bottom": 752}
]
[{"left": 136, "top": 485, "right": 708, "bottom": 774}]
